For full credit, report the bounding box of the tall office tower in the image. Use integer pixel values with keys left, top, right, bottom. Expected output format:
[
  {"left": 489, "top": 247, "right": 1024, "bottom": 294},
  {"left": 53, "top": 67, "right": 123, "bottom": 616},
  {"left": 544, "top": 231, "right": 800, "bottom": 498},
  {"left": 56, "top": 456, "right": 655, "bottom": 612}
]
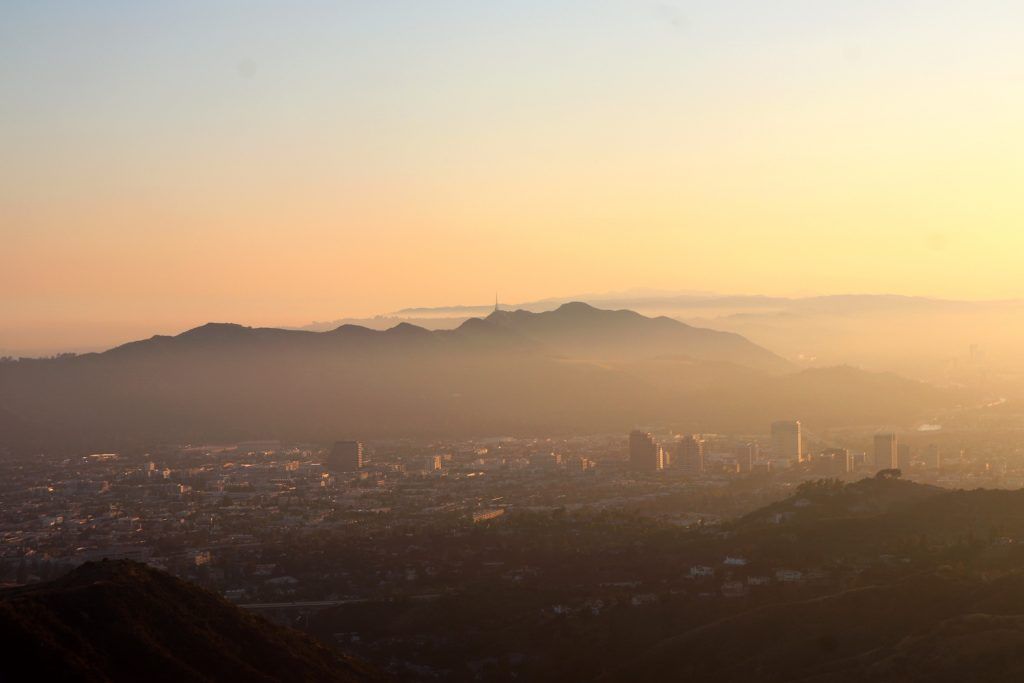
[
  {"left": 897, "top": 443, "right": 912, "bottom": 471},
  {"left": 735, "top": 442, "right": 758, "bottom": 473},
  {"left": 676, "top": 434, "right": 705, "bottom": 475},
  {"left": 873, "top": 433, "right": 898, "bottom": 471},
  {"left": 629, "top": 430, "right": 661, "bottom": 471},
  {"left": 328, "top": 440, "right": 364, "bottom": 472},
  {"left": 924, "top": 444, "right": 942, "bottom": 470},
  {"left": 851, "top": 451, "right": 867, "bottom": 470},
  {"left": 820, "top": 447, "right": 852, "bottom": 474},
  {"left": 771, "top": 420, "right": 802, "bottom": 463}
]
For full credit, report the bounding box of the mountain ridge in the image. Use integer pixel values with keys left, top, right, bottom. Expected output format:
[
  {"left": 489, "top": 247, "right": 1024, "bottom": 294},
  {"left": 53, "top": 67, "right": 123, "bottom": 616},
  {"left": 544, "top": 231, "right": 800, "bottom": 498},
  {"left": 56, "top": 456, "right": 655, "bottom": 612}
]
[
  {"left": 78, "top": 302, "right": 789, "bottom": 373},
  {"left": 0, "top": 304, "right": 955, "bottom": 451}
]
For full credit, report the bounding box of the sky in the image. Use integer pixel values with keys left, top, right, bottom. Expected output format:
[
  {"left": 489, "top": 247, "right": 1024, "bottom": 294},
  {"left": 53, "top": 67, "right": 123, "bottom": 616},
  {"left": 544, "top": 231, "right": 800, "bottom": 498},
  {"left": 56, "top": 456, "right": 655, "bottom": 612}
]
[{"left": 3, "top": 1, "right": 1024, "bottom": 354}]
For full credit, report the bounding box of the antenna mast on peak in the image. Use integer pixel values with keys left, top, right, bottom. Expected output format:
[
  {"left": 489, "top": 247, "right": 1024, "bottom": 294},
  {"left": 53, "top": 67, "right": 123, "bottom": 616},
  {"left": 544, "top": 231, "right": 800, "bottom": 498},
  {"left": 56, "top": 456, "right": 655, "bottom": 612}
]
[{"left": 494, "top": 292, "right": 500, "bottom": 313}]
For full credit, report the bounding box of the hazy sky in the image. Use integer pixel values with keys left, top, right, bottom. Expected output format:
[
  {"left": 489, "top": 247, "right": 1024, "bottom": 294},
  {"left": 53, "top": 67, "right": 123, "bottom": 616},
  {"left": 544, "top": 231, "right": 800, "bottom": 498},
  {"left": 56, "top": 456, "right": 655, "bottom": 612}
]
[{"left": 3, "top": 1, "right": 1024, "bottom": 353}]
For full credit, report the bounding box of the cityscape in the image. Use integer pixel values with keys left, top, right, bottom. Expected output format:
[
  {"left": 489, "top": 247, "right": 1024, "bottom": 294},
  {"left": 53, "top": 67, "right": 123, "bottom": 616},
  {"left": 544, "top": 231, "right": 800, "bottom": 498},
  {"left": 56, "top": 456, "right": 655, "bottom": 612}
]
[
  {"left": 4, "top": 417, "right": 1024, "bottom": 678},
  {"left": 5, "top": 422, "right": 1014, "bottom": 589},
  {"left": 6, "top": 1, "right": 1024, "bottom": 681}
]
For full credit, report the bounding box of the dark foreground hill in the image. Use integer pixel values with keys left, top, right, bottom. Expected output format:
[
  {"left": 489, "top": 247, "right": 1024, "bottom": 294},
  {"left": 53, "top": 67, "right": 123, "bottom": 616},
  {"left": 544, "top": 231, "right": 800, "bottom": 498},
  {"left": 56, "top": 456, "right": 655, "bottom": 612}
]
[
  {"left": 0, "top": 560, "right": 377, "bottom": 683},
  {"left": 618, "top": 572, "right": 1024, "bottom": 683},
  {"left": 607, "top": 479, "right": 1024, "bottom": 682},
  {"left": 0, "top": 303, "right": 954, "bottom": 451}
]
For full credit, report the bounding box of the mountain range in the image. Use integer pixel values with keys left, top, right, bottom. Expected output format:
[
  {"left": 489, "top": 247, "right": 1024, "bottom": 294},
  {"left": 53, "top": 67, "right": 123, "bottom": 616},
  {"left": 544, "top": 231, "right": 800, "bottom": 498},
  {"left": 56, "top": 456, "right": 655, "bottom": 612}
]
[
  {"left": 0, "top": 303, "right": 954, "bottom": 452},
  {"left": 300, "top": 293, "right": 1024, "bottom": 389}
]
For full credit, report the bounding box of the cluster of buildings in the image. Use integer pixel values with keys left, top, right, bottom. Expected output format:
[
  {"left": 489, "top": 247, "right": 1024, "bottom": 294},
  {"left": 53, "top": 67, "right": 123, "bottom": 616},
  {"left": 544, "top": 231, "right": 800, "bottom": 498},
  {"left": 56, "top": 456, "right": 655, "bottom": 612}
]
[
  {"left": 0, "top": 423, "right": 1015, "bottom": 605},
  {"left": 629, "top": 431, "right": 744, "bottom": 474},
  {"left": 0, "top": 434, "right": 705, "bottom": 594},
  {"left": 628, "top": 423, "right": 798, "bottom": 475},
  {"left": 629, "top": 421, "right": 968, "bottom": 480}
]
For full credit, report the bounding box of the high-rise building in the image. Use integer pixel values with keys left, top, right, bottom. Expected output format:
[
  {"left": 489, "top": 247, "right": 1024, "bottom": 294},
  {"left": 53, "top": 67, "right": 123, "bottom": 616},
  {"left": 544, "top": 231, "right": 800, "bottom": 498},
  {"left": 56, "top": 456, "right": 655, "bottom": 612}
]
[
  {"left": 676, "top": 434, "right": 705, "bottom": 475},
  {"left": 924, "top": 444, "right": 942, "bottom": 470},
  {"left": 629, "top": 430, "right": 662, "bottom": 471},
  {"left": 873, "top": 433, "right": 898, "bottom": 471},
  {"left": 897, "top": 443, "right": 912, "bottom": 471},
  {"left": 328, "top": 440, "right": 364, "bottom": 472},
  {"left": 850, "top": 451, "right": 868, "bottom": 470},
  {"left": 659, "top": 445, "right": 671, "bottom": 469},
  {"left": 735, "top": 442, "right": 758, "bottom": 473},
  {"left": 819, "top": 447, "right": 852, "bottom": 474},
  {"left": 771, "top": 421, "right": 802, "bottom": 463}
]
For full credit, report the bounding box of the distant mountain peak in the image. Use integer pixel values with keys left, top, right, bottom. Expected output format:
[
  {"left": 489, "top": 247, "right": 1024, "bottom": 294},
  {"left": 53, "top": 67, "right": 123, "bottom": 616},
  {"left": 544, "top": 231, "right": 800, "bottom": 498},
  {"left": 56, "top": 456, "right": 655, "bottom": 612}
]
[
  {"left": 485, "top": 302, "right": 606, "bottom": 322},
  {"left": 457, "top": 316, "right": 493, "bottom": 330},
  {"left": 329, "top": 323, "right": 376, "bottom": 335},
  {"left": 485, "top": 307, "right": 523, "bottom": 320},
  {"left": 554, "top": 301, "right": 598, "bottom": 314},
  {"left": 385, "top": 321, "right": 429, "bottom": 335},
  {"left": 548, "top": 301, "right": 646, "bottom": 321},
  {"left": 177, "top": 322, "right": 251, "bottom": 339}
]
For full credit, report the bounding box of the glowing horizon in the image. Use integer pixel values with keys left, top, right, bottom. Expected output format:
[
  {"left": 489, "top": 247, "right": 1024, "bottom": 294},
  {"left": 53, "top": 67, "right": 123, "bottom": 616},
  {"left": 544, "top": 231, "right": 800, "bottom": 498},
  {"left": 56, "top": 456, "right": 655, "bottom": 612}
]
[{"left": 3, "top": 1, "right": 1024, "bottom": 353}]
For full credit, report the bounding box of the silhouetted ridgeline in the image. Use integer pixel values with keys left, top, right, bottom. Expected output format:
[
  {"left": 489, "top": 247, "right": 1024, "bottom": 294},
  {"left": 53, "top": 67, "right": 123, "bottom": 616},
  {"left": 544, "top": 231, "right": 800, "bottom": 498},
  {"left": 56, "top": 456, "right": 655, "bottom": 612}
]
[
  {"left": 0, "top": 304, "right": 952, "bottom": 451},
  {"left": 0, "top": 560, "right": 377, "bottom": 683}
]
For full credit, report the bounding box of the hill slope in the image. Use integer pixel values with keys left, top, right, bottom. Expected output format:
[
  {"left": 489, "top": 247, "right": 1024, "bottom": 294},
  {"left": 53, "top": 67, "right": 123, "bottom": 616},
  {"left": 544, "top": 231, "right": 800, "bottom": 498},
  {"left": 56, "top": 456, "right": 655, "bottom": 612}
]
[
  {"left": 607, "top": 479, "right": 1024, "bottom": 682},
  {"left": 619, "top": 573, "right": 1024, "bottom": 683},
  {"left": 293, "top": 478, "right": 1024, "bottom": 682},
  {"left": 0, "top": 560, "right": 376, "bottom": 683},
  {"left": 0, "top": 304, "right": 954, "bottom": 450}
]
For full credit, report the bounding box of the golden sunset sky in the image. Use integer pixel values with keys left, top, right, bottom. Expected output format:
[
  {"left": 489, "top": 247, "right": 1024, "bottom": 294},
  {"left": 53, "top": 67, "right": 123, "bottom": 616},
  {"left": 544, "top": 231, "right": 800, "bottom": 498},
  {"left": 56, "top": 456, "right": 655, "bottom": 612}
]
[{"left": 3, "top": 1, "right": 1023, "bottom": 353}]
